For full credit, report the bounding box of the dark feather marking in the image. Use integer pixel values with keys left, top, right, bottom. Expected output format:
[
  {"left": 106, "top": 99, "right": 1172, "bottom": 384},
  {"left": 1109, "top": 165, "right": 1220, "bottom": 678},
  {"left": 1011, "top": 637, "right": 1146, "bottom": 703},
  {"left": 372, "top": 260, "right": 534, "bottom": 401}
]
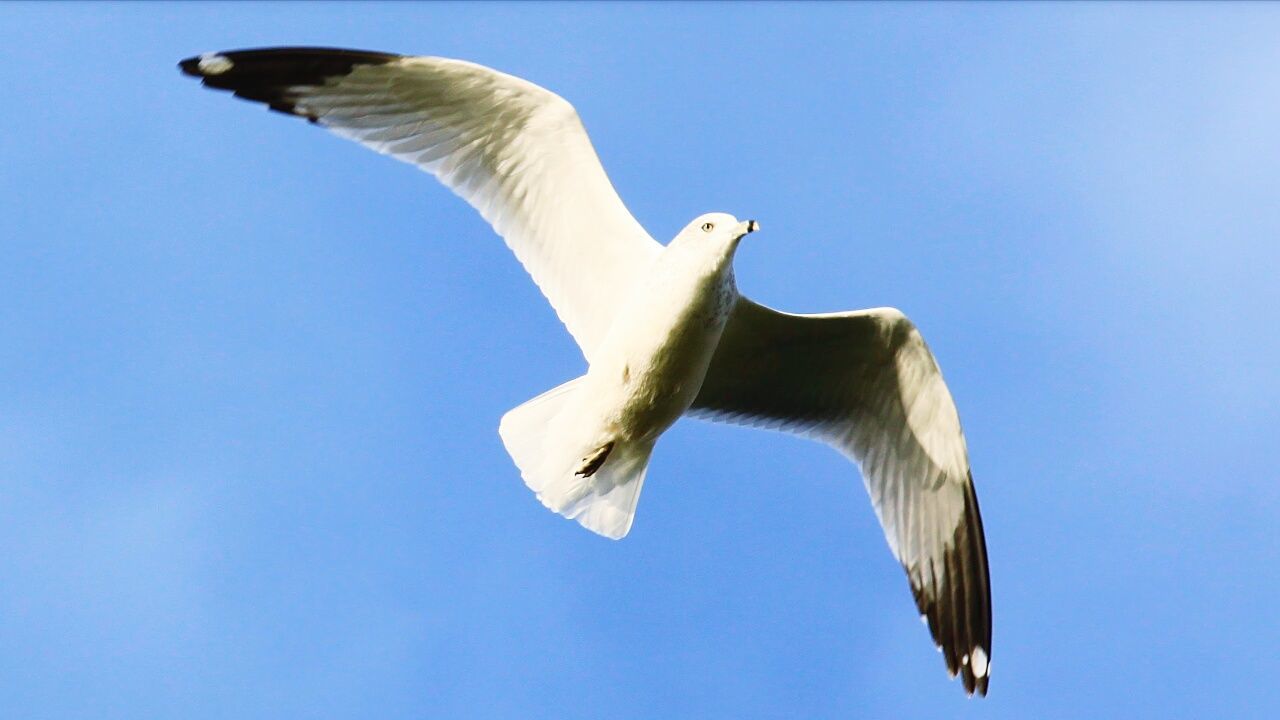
[
  {"left": 909, "top": 473, "right": 991, "bottom": 695},
  {"left": 178, "top": 47, "right": 401, "bottom": 119}
]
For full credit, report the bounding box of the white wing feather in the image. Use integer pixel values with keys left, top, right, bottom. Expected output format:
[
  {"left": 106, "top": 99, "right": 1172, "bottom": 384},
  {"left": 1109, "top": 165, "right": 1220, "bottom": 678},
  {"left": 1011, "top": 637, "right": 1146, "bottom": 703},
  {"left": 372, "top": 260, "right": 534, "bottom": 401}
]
[
  {"left": 690, "top": 298, "right": 992, "bottom": 695},
  {"left": 183, "top": 49, "right": 661, "bottom": 360}
]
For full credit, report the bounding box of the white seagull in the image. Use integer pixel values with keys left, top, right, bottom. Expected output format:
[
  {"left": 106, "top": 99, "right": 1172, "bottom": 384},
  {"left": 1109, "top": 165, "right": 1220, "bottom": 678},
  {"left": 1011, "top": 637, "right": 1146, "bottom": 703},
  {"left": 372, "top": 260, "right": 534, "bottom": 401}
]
[{"left": 180, "top": 47, "right": 992, "bottom": 695}]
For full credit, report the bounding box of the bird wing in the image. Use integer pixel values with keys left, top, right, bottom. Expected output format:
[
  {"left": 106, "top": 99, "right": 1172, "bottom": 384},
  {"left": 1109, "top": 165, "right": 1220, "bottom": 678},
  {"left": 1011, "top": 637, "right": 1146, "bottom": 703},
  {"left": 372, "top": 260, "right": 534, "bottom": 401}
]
[
  {"left": 180, "top": 47, "right": 661, "bottom": 361},
  {"left": 690, "top": 297, "right": 992, "bottom": 695}
]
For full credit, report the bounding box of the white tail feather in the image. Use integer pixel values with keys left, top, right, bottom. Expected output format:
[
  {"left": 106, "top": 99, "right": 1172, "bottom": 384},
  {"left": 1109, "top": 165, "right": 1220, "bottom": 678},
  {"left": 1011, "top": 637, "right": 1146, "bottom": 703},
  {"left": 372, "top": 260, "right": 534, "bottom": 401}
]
[
  {"left": 498, "top": 377, "right": 584, "bottom": 494},
  {"left": 499, "top": 377, "right": 653, "bottom": 539}
]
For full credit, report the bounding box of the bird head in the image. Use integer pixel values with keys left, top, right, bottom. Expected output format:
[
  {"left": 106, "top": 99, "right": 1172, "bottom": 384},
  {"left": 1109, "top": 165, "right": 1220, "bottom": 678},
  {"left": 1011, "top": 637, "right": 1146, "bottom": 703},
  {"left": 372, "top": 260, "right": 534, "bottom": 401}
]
[{"left": 669, "top": 213, "right": 759, "bottom": 259}]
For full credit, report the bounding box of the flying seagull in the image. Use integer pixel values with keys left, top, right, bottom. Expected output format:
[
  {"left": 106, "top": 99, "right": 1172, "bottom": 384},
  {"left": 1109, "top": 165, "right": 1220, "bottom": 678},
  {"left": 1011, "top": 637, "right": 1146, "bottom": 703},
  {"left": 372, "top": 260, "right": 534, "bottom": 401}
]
[{"left": 179, "top": 47, "right": 992, "bottom": 695}]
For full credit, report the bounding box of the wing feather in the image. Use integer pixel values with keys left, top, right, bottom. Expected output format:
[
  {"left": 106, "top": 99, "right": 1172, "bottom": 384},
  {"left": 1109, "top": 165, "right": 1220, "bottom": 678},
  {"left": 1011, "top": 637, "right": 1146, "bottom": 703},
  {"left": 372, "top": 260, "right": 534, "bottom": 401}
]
[
  {"left": 691, "top": 298, "right": 992, "bottom": 695},
  {"left": 180, "top": 47, "right": 661, "bottom": 360}
]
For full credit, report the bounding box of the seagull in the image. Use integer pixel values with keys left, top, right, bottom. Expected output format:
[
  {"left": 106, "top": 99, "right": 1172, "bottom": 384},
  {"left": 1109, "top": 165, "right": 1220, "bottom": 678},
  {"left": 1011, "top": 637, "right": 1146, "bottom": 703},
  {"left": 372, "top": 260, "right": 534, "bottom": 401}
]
[{"left": 180, "top": 47, "right": 992, "bottom": 695}]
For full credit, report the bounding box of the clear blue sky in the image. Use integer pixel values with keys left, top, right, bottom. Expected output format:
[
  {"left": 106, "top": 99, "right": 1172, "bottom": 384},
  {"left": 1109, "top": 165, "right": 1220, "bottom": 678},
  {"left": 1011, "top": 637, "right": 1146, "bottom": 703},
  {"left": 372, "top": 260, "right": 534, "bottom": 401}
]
[{"left": 3, "top": 3, "right": 1279, "bottom": 718}]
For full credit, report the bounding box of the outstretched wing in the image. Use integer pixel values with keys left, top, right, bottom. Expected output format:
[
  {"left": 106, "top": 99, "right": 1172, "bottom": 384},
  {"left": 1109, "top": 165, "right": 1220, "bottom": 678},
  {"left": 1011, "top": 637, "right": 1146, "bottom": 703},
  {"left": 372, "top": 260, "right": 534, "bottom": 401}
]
[
  {"left": 690, "top": 298, "right": 992, "bottom": 695},
  {"left": 180, "top": 47, "right": 661, "bottom": 360}
]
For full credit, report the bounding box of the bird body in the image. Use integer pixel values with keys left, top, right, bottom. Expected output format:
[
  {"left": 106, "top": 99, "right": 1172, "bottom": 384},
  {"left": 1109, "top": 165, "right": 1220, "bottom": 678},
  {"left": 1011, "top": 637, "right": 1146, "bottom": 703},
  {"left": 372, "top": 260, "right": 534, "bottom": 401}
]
[
  {"left": 180, "top": 47, "right": 993, "bottom": 695},
  {"left": 503, "top": 214, "right": 755, "bottom": 539},
  {"left": 588, "top": 214, "right": 751, "bottom": 445}
]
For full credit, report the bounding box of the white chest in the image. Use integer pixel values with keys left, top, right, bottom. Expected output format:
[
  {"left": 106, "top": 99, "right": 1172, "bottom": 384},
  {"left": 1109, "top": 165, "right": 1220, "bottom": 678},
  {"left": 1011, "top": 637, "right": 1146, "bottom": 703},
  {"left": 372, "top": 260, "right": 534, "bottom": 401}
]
[{"left": 583, "top": 256, "right": 738, "bottom": 441}]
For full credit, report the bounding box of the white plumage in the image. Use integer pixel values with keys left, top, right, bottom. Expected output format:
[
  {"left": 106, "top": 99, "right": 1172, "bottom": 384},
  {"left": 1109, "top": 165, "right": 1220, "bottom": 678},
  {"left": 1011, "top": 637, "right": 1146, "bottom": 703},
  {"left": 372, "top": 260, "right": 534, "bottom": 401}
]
[{"left": 181, "top": 47, "right": 993, "bottom": 695}]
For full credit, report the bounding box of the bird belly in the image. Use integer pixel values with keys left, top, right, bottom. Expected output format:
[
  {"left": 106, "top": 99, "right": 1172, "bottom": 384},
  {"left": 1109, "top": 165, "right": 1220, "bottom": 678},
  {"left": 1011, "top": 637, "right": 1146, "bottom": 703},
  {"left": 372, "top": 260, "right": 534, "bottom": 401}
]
[{"left": 586, "top": 272, "right": 736, "bottom": 444}]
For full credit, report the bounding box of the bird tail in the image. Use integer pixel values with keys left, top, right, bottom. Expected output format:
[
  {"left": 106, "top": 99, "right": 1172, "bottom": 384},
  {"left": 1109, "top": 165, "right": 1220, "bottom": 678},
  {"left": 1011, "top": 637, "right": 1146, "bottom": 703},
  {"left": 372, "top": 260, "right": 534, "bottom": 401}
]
[{"left": 499, "top": 377, "right": 653, "bottom": 540}]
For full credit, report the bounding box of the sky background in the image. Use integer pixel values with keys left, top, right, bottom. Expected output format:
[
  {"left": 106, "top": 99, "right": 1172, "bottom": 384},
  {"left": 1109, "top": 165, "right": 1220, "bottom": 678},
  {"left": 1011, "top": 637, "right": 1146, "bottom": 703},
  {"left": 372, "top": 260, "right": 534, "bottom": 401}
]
[{"left": 3, "top": 2, "right": 1279, "bottom": 718}]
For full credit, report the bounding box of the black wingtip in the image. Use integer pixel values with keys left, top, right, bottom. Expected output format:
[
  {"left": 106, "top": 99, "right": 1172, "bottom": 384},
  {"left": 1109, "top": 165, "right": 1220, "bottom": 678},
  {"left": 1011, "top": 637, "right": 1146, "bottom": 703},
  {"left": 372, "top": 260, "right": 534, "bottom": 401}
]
[
  {"left": 909, "top": 471, "right": 992, "bottom": 697},
  {"left": 178, "top": 47, "right": 403, "bottom": 118}
]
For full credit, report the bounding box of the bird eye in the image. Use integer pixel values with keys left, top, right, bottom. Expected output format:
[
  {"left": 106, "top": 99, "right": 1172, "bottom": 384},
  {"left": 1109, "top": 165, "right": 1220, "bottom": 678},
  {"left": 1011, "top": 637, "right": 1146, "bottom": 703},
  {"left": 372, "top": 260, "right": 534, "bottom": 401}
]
[{"left": 701, "top": 222, "right": 715, "bottom": 232}]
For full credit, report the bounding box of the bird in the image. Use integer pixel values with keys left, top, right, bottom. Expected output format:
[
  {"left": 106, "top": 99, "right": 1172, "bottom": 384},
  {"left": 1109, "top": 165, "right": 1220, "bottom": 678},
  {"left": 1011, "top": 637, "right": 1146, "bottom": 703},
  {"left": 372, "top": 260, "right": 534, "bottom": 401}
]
[{"left": 179, "top": 47, "right": 992, "bottom": 695}]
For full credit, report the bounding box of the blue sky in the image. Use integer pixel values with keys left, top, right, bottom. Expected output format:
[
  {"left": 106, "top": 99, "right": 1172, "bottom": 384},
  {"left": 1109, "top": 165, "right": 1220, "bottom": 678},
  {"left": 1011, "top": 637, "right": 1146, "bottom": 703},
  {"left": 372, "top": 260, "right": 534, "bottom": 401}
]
[{"left": 3, "top": 2, "right": 1279, "bottom": 718}]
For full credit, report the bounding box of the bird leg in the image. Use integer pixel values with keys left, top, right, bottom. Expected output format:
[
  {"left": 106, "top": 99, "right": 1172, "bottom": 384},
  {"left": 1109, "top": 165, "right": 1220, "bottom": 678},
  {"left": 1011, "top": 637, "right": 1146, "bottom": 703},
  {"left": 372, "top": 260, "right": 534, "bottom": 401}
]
[{"left": 574, "top": 441, "right": 615, "bottom": 478}]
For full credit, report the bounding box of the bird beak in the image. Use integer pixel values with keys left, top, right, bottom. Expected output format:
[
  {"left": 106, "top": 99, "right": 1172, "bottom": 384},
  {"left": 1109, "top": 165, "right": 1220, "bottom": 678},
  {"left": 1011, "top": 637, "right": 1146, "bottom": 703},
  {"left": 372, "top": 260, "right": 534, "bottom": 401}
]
[{"left": 737, "top": 219, "right": 760, "bottom": 238}]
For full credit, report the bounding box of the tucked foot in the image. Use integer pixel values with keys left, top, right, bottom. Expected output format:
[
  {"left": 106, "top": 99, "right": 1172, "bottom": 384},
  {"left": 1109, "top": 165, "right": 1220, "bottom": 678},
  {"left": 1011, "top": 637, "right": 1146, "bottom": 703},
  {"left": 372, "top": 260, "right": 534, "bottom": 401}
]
[{"left": 574, "top": 441, "right": 615, "bottom": 478}]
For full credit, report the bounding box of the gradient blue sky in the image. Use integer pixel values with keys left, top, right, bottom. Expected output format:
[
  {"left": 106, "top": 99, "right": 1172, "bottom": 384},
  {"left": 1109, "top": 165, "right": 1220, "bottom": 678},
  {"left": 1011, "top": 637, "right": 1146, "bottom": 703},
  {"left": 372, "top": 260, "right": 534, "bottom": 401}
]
[{"left": 3, "top": 3, "right": 1279, "bottom": 718}]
